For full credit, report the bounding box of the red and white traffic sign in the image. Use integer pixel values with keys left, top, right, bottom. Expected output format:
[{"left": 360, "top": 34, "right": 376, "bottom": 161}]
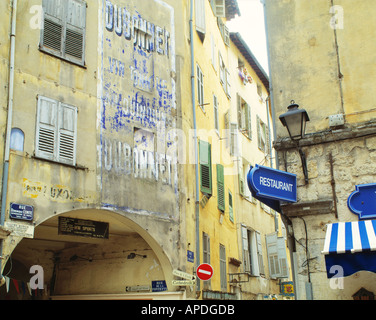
[{"left": 196, "top": 263, "right": 213, "bottom": 281}]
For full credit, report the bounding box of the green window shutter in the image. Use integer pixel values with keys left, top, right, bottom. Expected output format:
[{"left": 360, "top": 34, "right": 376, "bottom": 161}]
[
  {"left": 216, "top": 164, "right": 225, "bottom": 212},
  {"left": 200, "top": 140, "right": 212, "bottom": 195}
]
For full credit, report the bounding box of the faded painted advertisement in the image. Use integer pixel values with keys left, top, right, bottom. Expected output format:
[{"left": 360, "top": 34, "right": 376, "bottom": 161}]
[{"left": 98, "top": 0, "right": 178, "bottom": 217}]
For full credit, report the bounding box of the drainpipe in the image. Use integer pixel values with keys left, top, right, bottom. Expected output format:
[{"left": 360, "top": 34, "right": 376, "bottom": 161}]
[
  {"left": 0, "top": 0, "right": 17, "bottom": 282},
  {"left": 189, "top": 0, "right": 200, "bottom": 292}
]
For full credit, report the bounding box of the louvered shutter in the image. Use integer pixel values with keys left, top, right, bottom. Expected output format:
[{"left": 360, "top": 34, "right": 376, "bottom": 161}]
[
  {"left": 266, "top": 232, "right": 280, "bottom": 278},
  {"left": 42, "top": 0, "right": 64, "bottom": 55},
  {"left": 41, "top": 0, "right": 86, "bottom": 65},
  {"left": 246, "top": 103, "right": 252, "bottom": 138},
  {"left": 230, "top": 123, "right": 238, "bottom": 156},
  {"left": 36, "top": 96, "right": 58, "bottom": 161},
  {"left": 65, "top": 0, "right": 86, "bottom": 64},
  {"left": 199, "top": 141, "right": 212, "bottom": 195},
  {"left": 241, "top": 226, "right": 251, "bottom": 273},
  {"left": 211, "top": 0, "right": 225, "bottom": 17},
  {"left": 58, "top": 104, "right": 77, "bottom": 165},
  {"left": 277, "top": 237, "right": 289, "bottom": 278},
  {"left": 238, "top": 158, "right": 245, "bottom": 197},
  {"left": 256, "top": 232, "right": 265, "bottom": 275},
  {"left": 216, "top": 164, "right": 225, "bottom": 212}
]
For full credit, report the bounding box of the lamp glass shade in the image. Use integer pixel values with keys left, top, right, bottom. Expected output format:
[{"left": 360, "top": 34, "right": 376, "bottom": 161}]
[{"left": 279, "top": 103, "right": 309, "bottom": 140}]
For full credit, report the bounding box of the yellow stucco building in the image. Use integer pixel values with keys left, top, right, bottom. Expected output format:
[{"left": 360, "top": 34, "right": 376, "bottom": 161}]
[{"left": 0, "top": 0, "right": 292, "bottom": 301}]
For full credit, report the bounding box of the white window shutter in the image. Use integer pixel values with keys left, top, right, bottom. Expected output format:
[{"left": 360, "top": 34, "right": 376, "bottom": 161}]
[
  {"left": 241, "top": 225, "right": 251, "bottom": 273},
  {"left": 230, "top": 123, "right": 238, "bottom": 156},
  {"left": 58, "top": 104, "right": 77, "bottom": 165},
  {"left": 277, "top": 237, "right": 289, "bottom": 278},
  {"left": 36, "top": 96, "right": 58, "bottom": 161},
  {"left": 65, "top": 0, "right": 86, "bottom": 64},
  {"left": 195, "top": 0, "right": 206, "bottom": 35},
  {"left": 42, "top": 0, "right": 64, "bottom": 54},
  {"left": 212, "top": 0, "right": 225, "bottom": 17},
  {"left": 256, "top": 232, "right": 265, "bottom": 275},
  {"left": 266, "top": 232, "right": 280, "bottom": 278},
  {"left": 226, "top": 68, "right": 231, "bottom": 98}
]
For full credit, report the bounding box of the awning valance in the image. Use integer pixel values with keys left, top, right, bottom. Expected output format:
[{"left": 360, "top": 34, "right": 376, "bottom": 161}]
[{"left": 323, "top": 220, "right": 376, "bottom": 278}]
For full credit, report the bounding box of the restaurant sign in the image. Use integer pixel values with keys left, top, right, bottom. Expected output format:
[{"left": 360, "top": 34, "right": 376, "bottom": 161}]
[{"left": 247, "top": 164, "right": 297, "bottom": 203}]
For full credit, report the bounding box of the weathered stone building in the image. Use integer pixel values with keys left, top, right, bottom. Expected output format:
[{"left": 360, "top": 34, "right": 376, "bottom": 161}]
[{"left": 264, "top": 0, "right": 376, "bottom": 299}]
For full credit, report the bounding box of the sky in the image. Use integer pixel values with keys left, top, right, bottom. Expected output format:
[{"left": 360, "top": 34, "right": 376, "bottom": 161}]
[{"left": 227, "top": 0, "right": 269, "bottom": 74}]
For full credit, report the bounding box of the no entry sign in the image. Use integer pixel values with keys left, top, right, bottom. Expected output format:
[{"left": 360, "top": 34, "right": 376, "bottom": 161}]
[{"left": 196, "top": 263, "right": 213, "bottom": 281}]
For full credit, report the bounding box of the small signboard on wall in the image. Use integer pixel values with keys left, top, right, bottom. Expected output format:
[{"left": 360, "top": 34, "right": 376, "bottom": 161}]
[{"left": 58, "top": 217, "right": 109, "bottom": 239}]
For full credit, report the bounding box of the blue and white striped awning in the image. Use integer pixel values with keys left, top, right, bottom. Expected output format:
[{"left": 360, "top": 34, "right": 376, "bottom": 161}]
[
  {"left": 323, "top": 220, "right": 376, "bottom": 278},
  {"left": 323, "top": 220, "right": 376, "bottom": 254}
]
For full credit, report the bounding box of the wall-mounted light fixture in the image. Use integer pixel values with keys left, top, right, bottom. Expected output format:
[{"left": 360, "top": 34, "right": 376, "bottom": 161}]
[{"left": 279, "top": 101, "right": 310, "bottom": 184}]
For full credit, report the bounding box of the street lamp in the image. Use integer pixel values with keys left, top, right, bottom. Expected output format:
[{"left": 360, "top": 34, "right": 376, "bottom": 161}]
[
  {"left": 279, "top": 101, "right": 310, "bottom": 140},
  {"left": 279, "top": 101, "right": 310, "bottom": 184}
]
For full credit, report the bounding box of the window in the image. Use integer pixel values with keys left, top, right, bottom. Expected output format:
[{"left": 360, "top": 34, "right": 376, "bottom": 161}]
[
  {"left": 237, "top": 94, "right": 252, "bottom": 139},
  {"left": 210, "top": 0, "right": 226, "bottom": 17},
  {"left": 266, "top": 232, "right": 289, "bottom": 279},
  {"left": 241, "top": 226, "right": 265, "bottom": 276},
  {"left": 199, "top": 140, "right": 212, "bottom": 195},
  {"left": 41, "top": 0, "right": 86, "bottom": 66},
  {"left": 216, "top": 164, "right": 225, "bottom": 212},
  {"left": 213, "top": 95, "right": 219, "bottom": 132},
  {"left": 197, "top": 65, "right": 204, "bottom": 110},
  {"left": 195, "top": 0, "right": 206, "bottom": 36},
  {"left": 219, "top": 53, "right": 231, "bottom": 97},
  {"left": 10, "top": 128, "right": 24, "bottom": 152},
  {"left": 257, "top": 116, "right": 270, "bottom": 154},
  {"left": 228, "top": 191, "right": 234, "bottom": 222},
  {"left": 35, "top": 96, "right": 77, "bottom": 166},
  {"left": 203, "top": 232, "right": 211, "bottom": 288},
  {"left": 219, "top": 244, "right": 227, "bottom": 291},
  {"left": 238, "top": 158, "right": 256, "bottom": 202}
]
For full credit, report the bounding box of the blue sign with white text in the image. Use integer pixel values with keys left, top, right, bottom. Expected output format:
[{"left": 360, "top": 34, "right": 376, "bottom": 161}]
[
  {"left": 9, "top": 203, "right": 34, "bottom": 221},
  {"left": 247, "top": 165, "right": 297, "bottom": 203},
  {"left": 348, "top": 183, "right": 376, "bottom": 220}
]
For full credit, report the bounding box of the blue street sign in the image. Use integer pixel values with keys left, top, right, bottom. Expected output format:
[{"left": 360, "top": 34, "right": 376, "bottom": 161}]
[
  {"left": 9, "top": 203, "right": 34, "bottom": 221},
  {"left": 151, "top": 280, "right": 167, "bottom": 292},
  {"left": 348, "top": 184, "right": 376, "bottom": 220},
  {"left": 187, "top": 250, "right": 194, "bottom": 263},
  {"left": 247, "top": 165, "right": 297, "bottom": 203}
]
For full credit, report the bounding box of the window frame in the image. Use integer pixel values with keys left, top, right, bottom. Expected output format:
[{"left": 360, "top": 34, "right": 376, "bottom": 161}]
[{"left": 40, "top": 0, "right": 87, "bottom": 67}]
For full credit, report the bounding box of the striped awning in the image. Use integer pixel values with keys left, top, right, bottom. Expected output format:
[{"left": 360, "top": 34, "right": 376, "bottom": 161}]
[
  {"left": 323, "top": 220, "right": 376, "bottom": 278},
  {"left": 323, "top": 220, "right": 376, "bottom": 254}
]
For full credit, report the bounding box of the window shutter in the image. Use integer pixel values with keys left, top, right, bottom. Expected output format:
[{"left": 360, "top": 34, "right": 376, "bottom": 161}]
[
  {"left": 213, "top": 95, "right": 219, "bottom": 131},
  {"left": 237, "top": 94, "right": 242, "bottom": 130},
  {"left": 238, "top": 158, "right": 245, "bottom": 197},
  {"left": 245, "top": 103, "right": 252, "bottom": 139},
  {"left": 220, "top": 244, "right": 227, "bottom": 291},
  {"left": 241, "top": 226, "right": 251, "bottom": 273},
  {"left": 228, "top": 191, "right": 234, "bottom": 222},
  {"left": 277, "top": 237, "right": 289, "bottom": 278},
  {"left": 195, "top": 0, "right": 206, "bottom": 35},
  {"left": 266, "top": 232, "right": 280, "bottom": 278},
  {"left": 41, "top": 0, "right": 86, "bottom": 65},
  {"left": 230, "top": 123, "right": 238, "bottom": 156},
  {"left": 226, "top": 68, "right": 231, "bottom": 97},
  {"left": 257, "top": 115, "right": 262, "bottom": 149},
  {"left": 216, "top": 164, "right": 225, "bottom": 212},
  {"left": 58, "top": 104, "right": 77, "bottom": 165},
  {"left": 42, "top": 0, "right": 64, "bottom": 54},
  {"left": 36, "top": 96, "right": 58, "bottom": 161},
  {"left": 65, "top": 0, "right": 86, "bottom": 64},
  {"left": 223, "top": 26, "right": 230, "bottom": 46},
  {"left": 199, "top": 140, "right": 212, "bottom": 195},
  {"left": 212, "top": 0, "right": 226, "bottom": 17},
  {"left": 203, "top": 232, "right": 210, "bottom": 264},
  {"left": 256, "top": 232, "right": 265, "bottom": 275}
]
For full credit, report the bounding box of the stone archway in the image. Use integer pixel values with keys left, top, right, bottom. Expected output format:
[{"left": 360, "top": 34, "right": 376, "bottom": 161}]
[{"left": 1, "top": 208, "right": 177, "bottom": 299}]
